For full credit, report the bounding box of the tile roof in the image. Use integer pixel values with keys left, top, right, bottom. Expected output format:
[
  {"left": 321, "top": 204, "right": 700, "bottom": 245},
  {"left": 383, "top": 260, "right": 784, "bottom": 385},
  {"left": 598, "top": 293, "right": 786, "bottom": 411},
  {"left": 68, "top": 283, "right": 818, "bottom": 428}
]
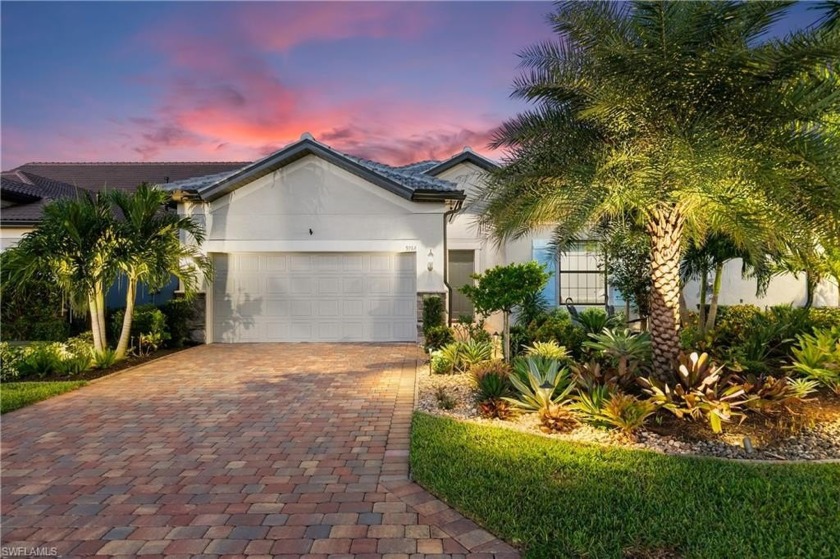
[
  {"left": 0, "top": 173, "right": 90, "bottom": 226},
  {"left": 4, "top": 162, "right": 249, "bottom": 193}
]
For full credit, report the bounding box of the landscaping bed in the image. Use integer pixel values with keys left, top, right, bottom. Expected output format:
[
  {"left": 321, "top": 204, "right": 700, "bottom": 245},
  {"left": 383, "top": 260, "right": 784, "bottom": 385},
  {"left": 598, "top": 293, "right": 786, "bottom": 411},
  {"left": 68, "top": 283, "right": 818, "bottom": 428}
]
[
  {"left": 418, "top": 364, "right": 840, "bottom": 461},
  {"left": 411, "top": 412, "right": 840, "bottom": 559}
]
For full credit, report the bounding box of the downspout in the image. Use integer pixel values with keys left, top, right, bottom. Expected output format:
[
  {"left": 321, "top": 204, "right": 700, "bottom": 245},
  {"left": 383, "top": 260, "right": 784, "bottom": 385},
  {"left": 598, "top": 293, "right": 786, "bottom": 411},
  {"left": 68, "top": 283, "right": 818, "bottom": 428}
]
[{"left": 443, "top": 200, "right": 463, "bottom": 323}]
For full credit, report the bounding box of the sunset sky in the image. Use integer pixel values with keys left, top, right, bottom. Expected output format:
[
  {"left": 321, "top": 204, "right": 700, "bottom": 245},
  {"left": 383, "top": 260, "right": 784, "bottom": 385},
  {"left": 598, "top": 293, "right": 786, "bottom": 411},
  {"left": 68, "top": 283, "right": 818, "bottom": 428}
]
[{"left": 0, "top": 1, "right": 825, "bottom": 169}]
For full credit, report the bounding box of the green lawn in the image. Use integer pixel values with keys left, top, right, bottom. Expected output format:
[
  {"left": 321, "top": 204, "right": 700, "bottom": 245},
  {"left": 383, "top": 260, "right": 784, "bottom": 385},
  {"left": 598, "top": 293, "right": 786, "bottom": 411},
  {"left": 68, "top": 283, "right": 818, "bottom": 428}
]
[
  {"left": 411, "top": 412, "right": 840, "bottom": 559},
  {"left": 1, "top": 381, "right": 87, "bottom": 413}
]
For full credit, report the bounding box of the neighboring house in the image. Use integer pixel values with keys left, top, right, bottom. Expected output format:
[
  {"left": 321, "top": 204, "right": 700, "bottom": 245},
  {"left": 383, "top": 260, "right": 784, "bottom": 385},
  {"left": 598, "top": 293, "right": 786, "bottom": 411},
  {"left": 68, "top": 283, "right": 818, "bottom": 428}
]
[{"left": 2, "top": 134, "right": 836, "bottom": 343}]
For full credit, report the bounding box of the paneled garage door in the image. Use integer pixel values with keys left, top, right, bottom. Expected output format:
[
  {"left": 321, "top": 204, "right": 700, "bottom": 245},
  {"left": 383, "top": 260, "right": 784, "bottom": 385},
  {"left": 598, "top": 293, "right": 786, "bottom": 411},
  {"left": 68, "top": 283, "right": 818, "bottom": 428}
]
[{"left": 212, "top": 253, "right": 417, "bottom": 342}]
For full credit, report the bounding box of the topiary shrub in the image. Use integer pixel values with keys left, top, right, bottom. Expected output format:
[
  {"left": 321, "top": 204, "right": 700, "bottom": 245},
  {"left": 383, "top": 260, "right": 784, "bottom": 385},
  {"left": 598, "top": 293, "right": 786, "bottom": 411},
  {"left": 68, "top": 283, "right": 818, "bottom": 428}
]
[{"left": 422, "top": 296, "right": 446, "bottom": 333}]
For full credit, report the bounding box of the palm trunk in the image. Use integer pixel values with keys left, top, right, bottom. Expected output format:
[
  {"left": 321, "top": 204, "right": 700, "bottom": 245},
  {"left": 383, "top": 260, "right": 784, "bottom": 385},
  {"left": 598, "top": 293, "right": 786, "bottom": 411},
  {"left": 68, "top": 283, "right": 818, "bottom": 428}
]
[
  {"left": 804, "top": 271, "right": 815, "bottom": 308},
  {"left": 88, "top": 293, "right": 104, "bottom": 353},
  {"left": 646, "top": 207, "right": 685, "bottom": 378},
  {"left": 503, "top": 310, "right": 511, "bottom": 363},
  {"left": 698, "top": 267, "right": 708, "bottom": 334},
  {"left": 705, "top": 262, "right": 723, "bottom": 332},
  {"left": 96, "top": 283, "right": 107, "bottom": 351},
  {"left": 115, "top": 277, "right": 137, "bottom": 360}
]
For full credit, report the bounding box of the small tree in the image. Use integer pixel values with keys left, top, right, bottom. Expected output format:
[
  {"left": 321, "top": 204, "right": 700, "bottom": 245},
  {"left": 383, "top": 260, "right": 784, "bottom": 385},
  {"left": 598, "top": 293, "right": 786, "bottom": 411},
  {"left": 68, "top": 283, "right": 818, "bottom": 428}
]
[
  {"left": 597, "top": 218, "right": 651, "bottom": 328},
  {"left": 461, "top": 261, "right": 549, "bottom": 362}
]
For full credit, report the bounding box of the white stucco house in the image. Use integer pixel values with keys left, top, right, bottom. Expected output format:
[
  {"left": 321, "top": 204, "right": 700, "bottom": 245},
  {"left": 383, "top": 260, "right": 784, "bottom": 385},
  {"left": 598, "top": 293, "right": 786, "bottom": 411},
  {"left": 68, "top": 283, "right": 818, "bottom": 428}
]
[{"left": 1, "top": 132, "right": 837, "bottom": 343}]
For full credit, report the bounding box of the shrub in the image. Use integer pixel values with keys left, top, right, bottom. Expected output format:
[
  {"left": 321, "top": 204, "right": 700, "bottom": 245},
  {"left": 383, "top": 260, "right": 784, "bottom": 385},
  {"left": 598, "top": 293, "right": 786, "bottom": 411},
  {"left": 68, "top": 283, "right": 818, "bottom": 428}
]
[
  {"left": 470, "top": 360, "right": 512, "bottom": 400},
  {"left": 0, "top": 343, "right": 24, "bottom": 382},
  {"left": 430, "top": 351, "right": 454, "bottom": 375},
  {"left": 810, "top": 307, "right": 840, "bottom": 331},
  {"left": 713, "top": 305, "right": 762, "bottom": 347},
  {"left": 54, "top": 353, "right": 92, "bottom": 376},
  {"left": 160, "top": 299, "right": 196, "bottom": 348},
  {"left": 452, "top": 317, "right": 492, "bottom": 344},
  {"left": 111, "top": 304, "right": 170, "bottom": 355},
  {"left": 422, "top": 296, "right": 446, "bottom": 333},
  {"left": 16, "top": 343, "right": 64, "bottom": 379},
  {"left": 424, "top": 325, "right": 455, "bottom": 352},
  {"left": 530, "top": 310, "right": 588, "bottom": 359}
]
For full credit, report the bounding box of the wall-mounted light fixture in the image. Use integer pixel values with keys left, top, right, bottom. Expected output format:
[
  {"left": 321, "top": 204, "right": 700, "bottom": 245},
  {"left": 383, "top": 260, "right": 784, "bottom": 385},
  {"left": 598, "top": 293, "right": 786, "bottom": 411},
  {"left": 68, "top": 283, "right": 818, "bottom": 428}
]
[{"left": 427, "top": 249, "right": 434, "bottom": 272}]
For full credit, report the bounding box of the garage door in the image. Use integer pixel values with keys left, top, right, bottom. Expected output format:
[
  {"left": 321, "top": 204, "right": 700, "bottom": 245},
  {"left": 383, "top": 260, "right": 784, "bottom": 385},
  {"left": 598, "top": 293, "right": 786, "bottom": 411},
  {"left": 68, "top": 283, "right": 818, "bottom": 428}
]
[{"left": 212, "top": 252, "right": 417, "bottom": 342}]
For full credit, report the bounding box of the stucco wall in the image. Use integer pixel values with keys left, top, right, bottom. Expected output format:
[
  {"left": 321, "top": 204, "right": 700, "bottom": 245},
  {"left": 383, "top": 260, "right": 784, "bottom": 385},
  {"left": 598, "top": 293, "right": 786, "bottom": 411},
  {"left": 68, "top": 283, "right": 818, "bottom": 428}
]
[
  {"left": 190, "top": 154, "right": 448, "bottom": 294},
  {"left": 683, "top": 258, "right": 839, "bottom": 309},
  {"left": 0, "top": 227, "right": 32, "bottom": 251}
]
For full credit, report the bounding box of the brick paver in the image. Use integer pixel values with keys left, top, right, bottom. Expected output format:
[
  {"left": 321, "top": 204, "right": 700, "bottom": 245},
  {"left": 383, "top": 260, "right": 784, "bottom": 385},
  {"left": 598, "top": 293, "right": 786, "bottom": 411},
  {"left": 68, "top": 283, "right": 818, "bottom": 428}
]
[{"left": 1, "top": 343, "right": 519, "bottom": 558}]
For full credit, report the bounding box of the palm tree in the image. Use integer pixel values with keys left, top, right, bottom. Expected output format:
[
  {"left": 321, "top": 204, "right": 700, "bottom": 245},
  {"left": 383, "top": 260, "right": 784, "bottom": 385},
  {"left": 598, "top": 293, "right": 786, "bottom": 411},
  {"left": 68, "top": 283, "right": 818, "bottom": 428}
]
[
  {"left": 479, "top": 1, "right": 840, "bottom": 376},
  {"left": 109, "top": 183, "right": 212, "bottom": 359},
  {"left": 4, "top": 193, "right": 117, "bottom": 352},
  {"left": 681, "top": 235, "right": 772, "bottom": 334}
]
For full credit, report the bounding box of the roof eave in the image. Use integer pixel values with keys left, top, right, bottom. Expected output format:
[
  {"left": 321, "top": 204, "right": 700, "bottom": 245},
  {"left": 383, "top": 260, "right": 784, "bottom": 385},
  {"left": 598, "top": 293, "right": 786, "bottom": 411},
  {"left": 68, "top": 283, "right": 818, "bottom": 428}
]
[
  {"left": 200, "top": 139, "right": 418, "bottom": 203},
  {"left": 411, "top": 189, "right": 466, "bottom": 202},
  {"left": 425, "top": 152, "right": 499, "bottom": 176}
]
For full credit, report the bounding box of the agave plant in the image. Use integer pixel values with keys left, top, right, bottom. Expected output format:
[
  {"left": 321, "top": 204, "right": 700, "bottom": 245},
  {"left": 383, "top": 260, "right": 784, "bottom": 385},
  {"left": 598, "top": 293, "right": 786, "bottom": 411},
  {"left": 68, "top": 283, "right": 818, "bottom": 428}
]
[
  {"left": 584, "top": 328, "right": 651, "bottom": 378},
  {"left": 504, "top": 356, "right": 576, "bottom": 414},
  {"left": 470, "top": 360, "right": 513, "bottom": 400},
  {"left": 459, "top": 339, "right": 494, "bottom": 371},
  {"left": 639, "top": 352, "right": 753, "bottom": 433}
]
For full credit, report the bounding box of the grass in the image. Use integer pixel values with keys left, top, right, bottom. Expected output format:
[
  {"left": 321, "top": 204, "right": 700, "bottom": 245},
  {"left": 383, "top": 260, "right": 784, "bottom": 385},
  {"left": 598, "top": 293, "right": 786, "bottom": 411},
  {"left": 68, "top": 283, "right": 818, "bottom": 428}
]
[
  {"left": 1, "top": 381, "right": 87, "bottom": 413},
  {"left": 411, "top": 412, "right": 840, "bottom": 559}
]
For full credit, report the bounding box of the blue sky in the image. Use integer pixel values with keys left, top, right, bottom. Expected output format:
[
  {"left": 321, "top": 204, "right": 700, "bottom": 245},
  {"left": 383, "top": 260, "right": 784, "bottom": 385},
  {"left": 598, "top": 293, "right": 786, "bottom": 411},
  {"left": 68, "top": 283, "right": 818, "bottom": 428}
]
[{"left": 0, "top": 1, "right": 826, "bottom": 168}]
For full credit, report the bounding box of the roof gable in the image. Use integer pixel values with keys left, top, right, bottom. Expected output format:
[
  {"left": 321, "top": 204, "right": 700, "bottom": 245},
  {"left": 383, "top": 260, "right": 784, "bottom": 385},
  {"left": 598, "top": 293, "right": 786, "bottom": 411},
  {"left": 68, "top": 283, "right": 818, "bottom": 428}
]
[
  {"left": 424, "top": 149, "right": 499, "bottom": 177},
  {"left": 167, "top": 137, "right": 465, "bottom": 203}
]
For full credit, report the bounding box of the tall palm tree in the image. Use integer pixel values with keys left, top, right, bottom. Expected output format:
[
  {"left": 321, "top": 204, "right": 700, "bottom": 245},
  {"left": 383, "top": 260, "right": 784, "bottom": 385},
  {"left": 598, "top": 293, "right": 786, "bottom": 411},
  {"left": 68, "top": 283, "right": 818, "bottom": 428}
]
[
  {"left": 109, "top": 183, "right": 212, "bottom": 359},
  {"left": 479, "top": 1, "right": 840, "bottom": 375},
  {"left": 5, "top": 192, "right": 117, "bottom": 352}
]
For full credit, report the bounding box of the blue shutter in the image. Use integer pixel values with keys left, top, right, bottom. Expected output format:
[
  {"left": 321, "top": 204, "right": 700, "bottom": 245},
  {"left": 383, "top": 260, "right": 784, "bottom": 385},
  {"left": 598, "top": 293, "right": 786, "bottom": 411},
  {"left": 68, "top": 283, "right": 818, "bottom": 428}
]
[{"left": 532, "top": 240, "right": 558, "bottom": 308}]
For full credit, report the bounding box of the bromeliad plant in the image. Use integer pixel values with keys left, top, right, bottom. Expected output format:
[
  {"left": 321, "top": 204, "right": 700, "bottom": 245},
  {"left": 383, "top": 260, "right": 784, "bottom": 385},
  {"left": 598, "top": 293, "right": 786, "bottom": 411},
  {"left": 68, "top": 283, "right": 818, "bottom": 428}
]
[
  {"left": 524, "top": 340, "right": 570, "bottom": 362},
  {"left": 471, "top": 360, "right": 515, "bottom": 419},
  {"left": 640, "top": 352, "right": 753, "bottom": 433},
  {"left": 786, "top": 328, "right": 840, "bottom": 395}
]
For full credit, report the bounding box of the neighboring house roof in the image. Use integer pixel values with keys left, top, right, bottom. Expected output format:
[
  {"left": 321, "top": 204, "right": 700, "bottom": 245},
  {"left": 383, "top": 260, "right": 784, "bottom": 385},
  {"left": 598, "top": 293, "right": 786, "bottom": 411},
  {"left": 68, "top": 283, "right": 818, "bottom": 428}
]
[
  {"left": 4, "top": 162, "right": 249, "bottom": 193},
  {"left": 424, "top": 148, "right": 499, "bottom": 176},
  {"left": 163, "top": 136, "right": 465, "bottom": 203},
  {"left": 0, "top": 172, "right": 90, "bottom": 226}
]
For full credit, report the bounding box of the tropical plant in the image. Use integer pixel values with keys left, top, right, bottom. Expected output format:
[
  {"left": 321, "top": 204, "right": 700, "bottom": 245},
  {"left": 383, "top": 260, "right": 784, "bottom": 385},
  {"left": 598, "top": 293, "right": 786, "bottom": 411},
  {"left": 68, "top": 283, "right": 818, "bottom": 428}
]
[
  {"left": 16, "top": 343, "right": 64, "bottom": 378},
  {"left": 528, "top": 309, "right": 588, "bottom": 359},
  {"left": 598, "top": 393, "right": 656, "bottom": 436},
  {"left": 478, "top": 398, "right": 515, "bottom": 420},
  {"left": 786, "top": 328, "right": 840, "bottom": 394},
  {"left": 742, "top": 375, "right": 818, "bottom": 413},
  {"left": 109, "top": 184, "right": 211, "bottom": 359},
  {"left": 459, "top": 339, "right": 494, "bottom": 370},
  {"left": 584, "top": 328, "right": 651, "bottom": 378},
  {"left": 93, "top": 348, "right": 118, "bottom": 370},
  {"left": 640, "top": 352, "right": 752, "bottom": 433},
  {"left": 569, "top": 383, "right": 614, "bottom": 427},
  {"left": 3, "top": 193, "right": 117, "bottom": 352},
  {"left": 424, "top": 325, "right": 455, "bottom": 352},
  {"left": 160, "top": 298, "right": 196, "bottom": 348},
  {"left": 504, "top": 357, "right": 576, "bottom": 414},
  {"left": 574, "top": 307, "right": 622, "bottom": 335},
  {"left": 430, "top": 349, "right": 455, "bottom": 375},
  {"left": 460, "top": 261, "right": 550, "bottom": 361},
  {"left": 524, "top": 340, "right": 569, "bottom": 362},
  {"left": 681, "top": 235, "right": 770, "bottom": 334},
  {"left": 479, "top": 1, "right": 840, "bottom": 377},
  {"left": 470, "top": 360, "right": 513, "bottom": 400},
  {"left": 538, "top": 404, "right": 578, "bottom": 433},
  {"left": 0, "top": 343, "right": 24, "bottom": 382},
  {"left": 451, "top": 317, "right": 492, "bottom": 344}
]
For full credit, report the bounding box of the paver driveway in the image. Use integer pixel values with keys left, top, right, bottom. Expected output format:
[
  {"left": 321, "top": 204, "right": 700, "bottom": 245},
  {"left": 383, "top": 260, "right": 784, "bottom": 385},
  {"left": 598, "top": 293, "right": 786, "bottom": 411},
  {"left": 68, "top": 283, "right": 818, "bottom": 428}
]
[{"left": 1, "top": 344, "right": 518, "bottom": 559}]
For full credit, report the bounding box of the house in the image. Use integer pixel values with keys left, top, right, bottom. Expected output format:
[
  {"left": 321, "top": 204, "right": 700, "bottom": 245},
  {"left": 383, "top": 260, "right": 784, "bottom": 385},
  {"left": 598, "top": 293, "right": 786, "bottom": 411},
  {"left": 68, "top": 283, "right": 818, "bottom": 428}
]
[{"left": 2, "top": 133, "right": 836, "bottom": 343}]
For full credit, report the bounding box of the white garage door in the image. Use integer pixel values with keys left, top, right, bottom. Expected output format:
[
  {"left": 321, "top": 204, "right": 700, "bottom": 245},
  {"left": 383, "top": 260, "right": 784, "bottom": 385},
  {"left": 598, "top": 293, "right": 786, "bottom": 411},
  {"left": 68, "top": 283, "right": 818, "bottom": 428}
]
[{"left": 212, "top": 252, "right": 417, "bottom": 343}]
